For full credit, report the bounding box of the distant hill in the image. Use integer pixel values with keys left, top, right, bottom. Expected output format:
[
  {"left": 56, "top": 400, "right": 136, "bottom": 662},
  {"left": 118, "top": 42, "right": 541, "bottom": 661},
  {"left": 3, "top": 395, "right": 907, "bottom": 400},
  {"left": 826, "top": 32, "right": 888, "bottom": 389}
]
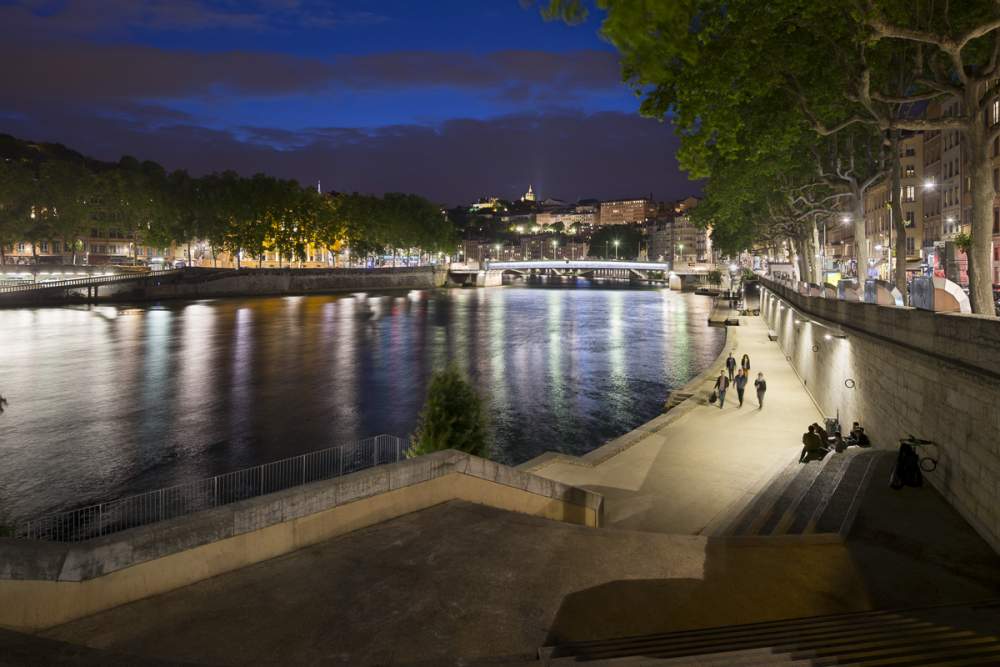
[{"left": 0, "top": 134, "right": 116, "bottom": 171}]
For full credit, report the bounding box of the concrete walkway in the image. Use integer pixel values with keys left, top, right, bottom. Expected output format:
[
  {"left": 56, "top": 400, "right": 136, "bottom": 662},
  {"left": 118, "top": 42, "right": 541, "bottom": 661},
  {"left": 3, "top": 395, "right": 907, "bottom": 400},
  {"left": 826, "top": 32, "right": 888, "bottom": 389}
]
[{"left": 528, "top": 315, "right": 822, "bottom": 535}]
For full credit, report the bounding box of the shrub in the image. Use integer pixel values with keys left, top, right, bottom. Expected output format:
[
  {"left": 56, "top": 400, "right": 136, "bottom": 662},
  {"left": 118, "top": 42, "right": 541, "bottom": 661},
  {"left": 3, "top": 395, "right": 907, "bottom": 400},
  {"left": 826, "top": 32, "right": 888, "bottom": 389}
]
[{"left": 409, "top": 365, "right": 490, "bottom": 459}]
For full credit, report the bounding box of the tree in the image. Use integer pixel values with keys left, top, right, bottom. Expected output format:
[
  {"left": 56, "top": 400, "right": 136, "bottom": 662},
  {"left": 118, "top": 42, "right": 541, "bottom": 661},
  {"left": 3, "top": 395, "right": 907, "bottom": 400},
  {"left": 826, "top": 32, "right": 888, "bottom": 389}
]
[
  {"left": 860, "top": 1, "right": 1000, "bottom": 313},
  {"left": 408, "top": 365, "right": 490, "bottom": 459},
  {"left": 707, "top": 269, "right": 723, "bottom": 288},
  {"left": 0, "top": 160, "right": 33, "bottom": 264}
]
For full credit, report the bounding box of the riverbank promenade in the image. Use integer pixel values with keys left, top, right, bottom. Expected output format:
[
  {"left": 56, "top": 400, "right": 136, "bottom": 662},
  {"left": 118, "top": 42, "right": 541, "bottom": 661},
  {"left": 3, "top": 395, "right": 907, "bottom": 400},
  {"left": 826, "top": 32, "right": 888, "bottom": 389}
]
[{"left": 523, "top": 314, "right": 821, "bottom": 535}]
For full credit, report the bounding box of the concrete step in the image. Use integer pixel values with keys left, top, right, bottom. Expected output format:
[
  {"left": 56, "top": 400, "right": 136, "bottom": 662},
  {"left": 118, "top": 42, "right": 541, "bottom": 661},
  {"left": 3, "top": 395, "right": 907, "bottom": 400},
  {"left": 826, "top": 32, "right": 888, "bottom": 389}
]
[
  {"left": 720, "top": 448, "right": 887, "bottom": 538},
  {"left": 541, "top": 599, "right": 1000, "bottom": 667},
  {"left": 813, "top": 449, "right": 886, "bottom": 534},
  {"left": 722, "top": 458, "right": 802, "bottom": 536},
  {"left": 756, "top": 455, "right": 832, "bottom": 534}
]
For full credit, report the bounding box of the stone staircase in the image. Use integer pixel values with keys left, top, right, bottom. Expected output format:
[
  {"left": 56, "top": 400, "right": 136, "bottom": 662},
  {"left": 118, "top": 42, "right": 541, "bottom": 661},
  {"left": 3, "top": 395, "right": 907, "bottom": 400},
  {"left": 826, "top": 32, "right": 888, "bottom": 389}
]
[
  {"left": 719, "top": 448, "right": 889, "bottom": 538},
  {"left": 539, "top": 599, "right": 1000, "bottom": 665}
]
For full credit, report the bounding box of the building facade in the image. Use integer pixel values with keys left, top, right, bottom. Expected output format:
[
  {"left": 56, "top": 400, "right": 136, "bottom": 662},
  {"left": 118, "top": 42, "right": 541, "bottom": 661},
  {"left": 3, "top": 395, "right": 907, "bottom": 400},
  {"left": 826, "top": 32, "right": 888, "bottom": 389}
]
[{"left": 598, "top": 198, "right": 656, "bottom": 227}]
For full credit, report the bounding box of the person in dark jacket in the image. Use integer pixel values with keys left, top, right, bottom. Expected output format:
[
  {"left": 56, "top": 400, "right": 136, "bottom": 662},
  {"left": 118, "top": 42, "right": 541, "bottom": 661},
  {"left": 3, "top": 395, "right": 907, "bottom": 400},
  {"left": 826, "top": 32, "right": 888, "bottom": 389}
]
[
  {"left": 740, "top": 353, "right": 750, "bottom": 374},
  {"left": 754, "top": 372, "right": 767, "bottom": 409},
  {"left": 725, "top": 353, "right": 736, "bottom": 381},
  {"left": 800, "top": 425, "right": 826, "bottom": 463},
  {"left": 734, "top": 368, "right": 748, "bottom": 407},
  {"left": 714, "top": 371, "right": 730, "bottom": 408}
]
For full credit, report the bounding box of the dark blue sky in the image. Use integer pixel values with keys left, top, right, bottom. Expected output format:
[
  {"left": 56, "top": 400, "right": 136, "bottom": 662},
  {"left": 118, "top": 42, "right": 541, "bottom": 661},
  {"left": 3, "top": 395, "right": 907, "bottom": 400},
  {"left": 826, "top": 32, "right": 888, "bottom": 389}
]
[{"left": 2, "top": 0, "right": 695, "bottom": 204}]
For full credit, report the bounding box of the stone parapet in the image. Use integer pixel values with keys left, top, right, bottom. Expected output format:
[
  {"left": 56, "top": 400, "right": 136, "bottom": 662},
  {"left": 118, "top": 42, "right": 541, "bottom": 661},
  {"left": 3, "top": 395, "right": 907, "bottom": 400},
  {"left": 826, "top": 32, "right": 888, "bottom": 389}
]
[{"left": 0, "top": 450, "right": 602, "bottom": 631}]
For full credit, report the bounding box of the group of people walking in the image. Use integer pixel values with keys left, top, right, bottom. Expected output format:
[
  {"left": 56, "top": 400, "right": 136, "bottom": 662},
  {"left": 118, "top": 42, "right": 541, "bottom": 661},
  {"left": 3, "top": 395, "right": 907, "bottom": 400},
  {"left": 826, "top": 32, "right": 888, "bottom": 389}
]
[{"left": 712, "top": 352, "right": 766, "bottom": 409}]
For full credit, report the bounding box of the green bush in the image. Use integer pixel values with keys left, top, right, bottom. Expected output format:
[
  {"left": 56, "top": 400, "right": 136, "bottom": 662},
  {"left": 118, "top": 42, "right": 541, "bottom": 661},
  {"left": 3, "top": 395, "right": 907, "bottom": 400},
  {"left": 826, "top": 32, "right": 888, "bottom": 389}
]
[{"left": 409, "top": 365, "right": 490, "bottom": 459}]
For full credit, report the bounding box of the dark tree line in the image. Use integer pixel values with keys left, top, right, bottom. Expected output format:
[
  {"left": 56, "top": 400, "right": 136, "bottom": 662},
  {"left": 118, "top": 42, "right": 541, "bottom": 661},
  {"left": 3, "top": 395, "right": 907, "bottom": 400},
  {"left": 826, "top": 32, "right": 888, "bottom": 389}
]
[{"left": 0, "top": 136, "right": 455, "bottom": 267}]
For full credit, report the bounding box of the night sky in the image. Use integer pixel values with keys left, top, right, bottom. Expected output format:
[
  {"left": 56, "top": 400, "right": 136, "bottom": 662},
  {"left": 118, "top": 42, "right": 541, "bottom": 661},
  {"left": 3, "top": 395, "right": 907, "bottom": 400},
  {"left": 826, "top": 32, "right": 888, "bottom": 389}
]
[{"left": 3, "top": 0, "right": 696, "bottom": 205}]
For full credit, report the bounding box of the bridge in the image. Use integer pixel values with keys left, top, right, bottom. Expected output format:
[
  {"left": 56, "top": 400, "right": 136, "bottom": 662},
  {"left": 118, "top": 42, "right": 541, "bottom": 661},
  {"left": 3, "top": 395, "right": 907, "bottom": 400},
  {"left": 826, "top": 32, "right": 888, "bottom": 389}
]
[
  {"left": 0, "top": 269, "right": 185, "bottom": 305},
  {"left": 447, "top": 259, "right": 715, "bottom": 287}
]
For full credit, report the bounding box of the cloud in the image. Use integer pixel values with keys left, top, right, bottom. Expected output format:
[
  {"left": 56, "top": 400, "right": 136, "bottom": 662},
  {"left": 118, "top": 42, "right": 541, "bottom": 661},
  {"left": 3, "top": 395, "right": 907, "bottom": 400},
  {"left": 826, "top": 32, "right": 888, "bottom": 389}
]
[
  {"left": 0, "top": 103, "right": 699, "bottom": 205},
  {"left": 0, "top": 0, "right": 387, "bottom": 35},
  {"left": 0, "top": 36, "right": 621, "bottom": 109}
]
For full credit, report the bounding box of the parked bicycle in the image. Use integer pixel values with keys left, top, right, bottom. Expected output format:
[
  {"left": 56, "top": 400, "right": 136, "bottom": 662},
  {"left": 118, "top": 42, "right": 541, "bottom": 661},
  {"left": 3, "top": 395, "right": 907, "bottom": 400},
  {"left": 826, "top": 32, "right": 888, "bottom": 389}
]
[
  {"left": 901, "top": 435, "right": 939, "bottom": 472},
  {"left": 891, "top": 435, "right": 938, "bottom": 490}
]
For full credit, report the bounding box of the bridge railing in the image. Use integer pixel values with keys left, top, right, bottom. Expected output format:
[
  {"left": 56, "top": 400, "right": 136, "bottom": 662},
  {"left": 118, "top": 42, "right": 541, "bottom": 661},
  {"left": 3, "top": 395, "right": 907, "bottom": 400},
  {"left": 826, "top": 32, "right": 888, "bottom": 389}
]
[
  {"left": 0, "top": 269, "right": 182, "bottom": 294},
  {"left": 488, "top": 260, "right": 673, "bottom": 271},
  {"left": 14, "top": 433, "right": 408, "bottom": 542}
]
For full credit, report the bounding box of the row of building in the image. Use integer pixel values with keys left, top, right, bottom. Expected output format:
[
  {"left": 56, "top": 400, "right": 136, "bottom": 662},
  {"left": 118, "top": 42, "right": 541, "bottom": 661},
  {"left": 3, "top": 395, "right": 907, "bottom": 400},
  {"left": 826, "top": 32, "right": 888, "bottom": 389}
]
[
  {"left": 459, "top": 196, "right": 714, "bottom": 265},
  {"left": 822, "top": 99, "right": 1000, "bottom": 286},
  {"left": 470, "top": 185, "right": 661, "bottom": 232}
]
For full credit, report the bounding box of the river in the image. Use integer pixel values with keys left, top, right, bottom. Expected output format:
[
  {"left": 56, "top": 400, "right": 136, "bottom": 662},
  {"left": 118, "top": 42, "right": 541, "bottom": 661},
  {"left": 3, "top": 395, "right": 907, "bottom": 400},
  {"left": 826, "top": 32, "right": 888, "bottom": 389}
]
[{"left": 0, "top": 280, "right": 724, "bottom": 521}]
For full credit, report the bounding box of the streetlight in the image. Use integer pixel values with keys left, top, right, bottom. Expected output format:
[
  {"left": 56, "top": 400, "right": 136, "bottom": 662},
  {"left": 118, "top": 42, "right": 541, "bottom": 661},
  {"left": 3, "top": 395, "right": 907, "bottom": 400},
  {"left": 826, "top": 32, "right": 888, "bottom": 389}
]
[
  {"left": 614, "top": 239, "right": 620, "bottom": 260},
  {"left": 551, "top": 239, "right": 558, "bottom": 260}
]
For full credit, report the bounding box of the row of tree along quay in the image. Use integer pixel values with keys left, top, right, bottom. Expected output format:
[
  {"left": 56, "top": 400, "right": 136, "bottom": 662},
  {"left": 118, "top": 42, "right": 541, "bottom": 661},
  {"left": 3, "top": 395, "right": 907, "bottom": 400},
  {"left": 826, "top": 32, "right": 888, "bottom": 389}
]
[
  {"left": 543, "top": 0, "right": 1000, "bottom": 315},
  {"left": 0, "top": 134, "right": 456, "bottom": 268}
]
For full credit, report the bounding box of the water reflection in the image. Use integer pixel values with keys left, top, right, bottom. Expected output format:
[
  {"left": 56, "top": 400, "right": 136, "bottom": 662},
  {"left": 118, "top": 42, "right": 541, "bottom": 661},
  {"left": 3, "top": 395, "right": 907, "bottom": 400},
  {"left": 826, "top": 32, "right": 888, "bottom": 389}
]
[{"left": 0, "top": 284, "right": 723, "bottom": 520}]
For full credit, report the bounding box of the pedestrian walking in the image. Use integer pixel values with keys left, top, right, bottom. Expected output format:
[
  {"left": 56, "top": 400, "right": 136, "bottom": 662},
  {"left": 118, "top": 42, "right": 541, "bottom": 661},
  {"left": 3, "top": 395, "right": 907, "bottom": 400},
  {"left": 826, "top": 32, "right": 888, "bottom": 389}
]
[
  {"left": 725, "top": 353, "right": 736, "bottom": 382},
  {"left": 714, "top": 371, "right": 730, "bottom": 409},
  {"left": 754, "top": 372, "right": 767, "bottom": 409},
  {"left": 740, "top": 353, "right": 750, "bottom": 374},
  {"left": 734, "top": 369, "right": 748, "bottom": 407}
]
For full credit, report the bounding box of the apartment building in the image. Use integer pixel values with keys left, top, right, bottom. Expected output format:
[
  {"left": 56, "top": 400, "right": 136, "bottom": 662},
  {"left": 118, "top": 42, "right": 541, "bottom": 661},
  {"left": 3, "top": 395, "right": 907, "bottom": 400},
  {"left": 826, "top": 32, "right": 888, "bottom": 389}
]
[{"left": 598, "top": 198, "right": 656, "bottom": 227}]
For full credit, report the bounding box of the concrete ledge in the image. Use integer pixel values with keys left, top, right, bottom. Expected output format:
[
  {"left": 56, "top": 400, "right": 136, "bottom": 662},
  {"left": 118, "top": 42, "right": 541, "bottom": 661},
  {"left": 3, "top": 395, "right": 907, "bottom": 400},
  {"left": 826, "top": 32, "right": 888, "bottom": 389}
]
[{"left": 0, "top": 450, "right": 602, "bottom": 632}]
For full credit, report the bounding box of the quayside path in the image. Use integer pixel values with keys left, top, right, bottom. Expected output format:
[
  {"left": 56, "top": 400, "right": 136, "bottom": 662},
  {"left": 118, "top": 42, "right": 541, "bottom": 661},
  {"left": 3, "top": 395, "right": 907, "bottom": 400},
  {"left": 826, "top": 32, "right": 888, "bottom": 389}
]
[{"left": 522, "top": 313, "right": 821, "bottom": 536}]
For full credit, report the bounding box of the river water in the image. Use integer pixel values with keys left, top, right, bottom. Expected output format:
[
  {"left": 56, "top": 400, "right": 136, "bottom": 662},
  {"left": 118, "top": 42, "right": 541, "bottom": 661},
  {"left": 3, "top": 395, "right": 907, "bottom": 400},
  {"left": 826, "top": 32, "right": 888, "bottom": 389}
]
[{"left": 0, "top": 280, "right": 724, "bottom": 521}]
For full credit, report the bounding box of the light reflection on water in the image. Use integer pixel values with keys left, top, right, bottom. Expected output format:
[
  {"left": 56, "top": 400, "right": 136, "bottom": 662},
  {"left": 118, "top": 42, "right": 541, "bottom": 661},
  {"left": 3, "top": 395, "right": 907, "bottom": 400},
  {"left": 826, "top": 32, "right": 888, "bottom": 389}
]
[{"left": 0, "top": 282, "right": 723, "bottom": 520}]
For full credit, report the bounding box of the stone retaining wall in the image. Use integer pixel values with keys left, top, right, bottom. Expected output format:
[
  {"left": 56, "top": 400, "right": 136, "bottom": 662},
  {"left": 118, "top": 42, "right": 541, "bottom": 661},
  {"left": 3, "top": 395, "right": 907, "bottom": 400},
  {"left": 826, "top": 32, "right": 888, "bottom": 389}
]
[
  {"left": 0, "top": 266, "right": 449, "bottom": 307},
  {"left": 759, "top": 278, "right": 1000, "bottom": 554},
  {"left": 0, "top": 450, "right": 602, "bottom": 631}
]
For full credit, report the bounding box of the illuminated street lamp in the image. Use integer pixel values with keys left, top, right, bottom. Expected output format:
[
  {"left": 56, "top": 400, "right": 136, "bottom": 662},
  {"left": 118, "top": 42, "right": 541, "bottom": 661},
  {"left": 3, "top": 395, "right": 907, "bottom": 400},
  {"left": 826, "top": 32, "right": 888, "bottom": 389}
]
[
  {"left": 551, "top": 239, "right": 558, "bottom": 259},
  {"left": 614, "top": 239, "right": 620, "bottom": 260}
]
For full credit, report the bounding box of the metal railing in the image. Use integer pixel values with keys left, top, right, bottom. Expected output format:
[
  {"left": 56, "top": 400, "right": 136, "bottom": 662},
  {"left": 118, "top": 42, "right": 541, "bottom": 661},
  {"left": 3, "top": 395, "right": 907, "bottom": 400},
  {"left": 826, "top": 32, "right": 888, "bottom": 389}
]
[
  {"left": 15, "top": 434, "right": 408, "bottom": 542},
  {"left": 0, "top": 269, "right": 181, "bottom": 294}
]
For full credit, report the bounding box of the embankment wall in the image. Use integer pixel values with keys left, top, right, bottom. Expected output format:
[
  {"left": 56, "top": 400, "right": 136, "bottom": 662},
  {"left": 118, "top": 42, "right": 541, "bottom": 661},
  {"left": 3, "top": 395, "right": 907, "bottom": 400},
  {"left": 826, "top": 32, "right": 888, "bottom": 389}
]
[
  {"left": 0, "top": 266, "right": 448, "bottom": 307},
  {"left": 760, "top": 278, "right": 1000, "bottom": 554}
]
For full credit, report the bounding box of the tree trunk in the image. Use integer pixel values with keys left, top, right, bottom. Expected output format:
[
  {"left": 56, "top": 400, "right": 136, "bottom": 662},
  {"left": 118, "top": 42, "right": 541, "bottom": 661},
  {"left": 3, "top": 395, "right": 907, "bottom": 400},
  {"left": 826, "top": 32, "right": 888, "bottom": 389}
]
[
  {"left": 852, "top": 196, "right": 867, "bottom": 282},
  {"left": 187, "top": 241, "right": 193, "bottom": 268},
  {"left": 967, "top": 114, "right": 995, "bottom": 315},
  {"left": 791, "top": 236, "right": 807, "bottom": 282},
  {"left": 811, "top": 220, "right": 823, "bottom": 284},
  {"left": 887, "top": 130, "right": 907, "bottom": 299},
  {"left": 236, "top": 248, "right": 241, "bottom": 270}
]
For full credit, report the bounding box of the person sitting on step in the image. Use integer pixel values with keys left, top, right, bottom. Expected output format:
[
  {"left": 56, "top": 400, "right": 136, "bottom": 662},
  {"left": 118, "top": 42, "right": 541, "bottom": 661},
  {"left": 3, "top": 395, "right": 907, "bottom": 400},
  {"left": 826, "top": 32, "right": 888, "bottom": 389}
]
[{"left": 800, "top": 424, "right": 827, "bottom": 463}]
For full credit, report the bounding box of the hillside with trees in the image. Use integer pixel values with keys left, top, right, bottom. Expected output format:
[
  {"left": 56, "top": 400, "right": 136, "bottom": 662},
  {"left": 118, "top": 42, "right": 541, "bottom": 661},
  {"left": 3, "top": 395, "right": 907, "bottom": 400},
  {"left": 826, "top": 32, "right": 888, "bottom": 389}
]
[{"left": 0, "top": 134, "right": 456, "bottom": 267}]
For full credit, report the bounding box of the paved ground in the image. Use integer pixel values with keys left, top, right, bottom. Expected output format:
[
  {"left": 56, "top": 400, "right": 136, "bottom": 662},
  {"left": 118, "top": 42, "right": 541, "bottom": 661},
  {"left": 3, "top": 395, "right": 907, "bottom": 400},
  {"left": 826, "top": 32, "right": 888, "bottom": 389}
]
[
  {"left": 40, "top": 492, "right": 1000, "bottom": 666},
  {"left": 39, "top": 501, "right": 868, "bottom": 666},
  {"left": 529, "top": 315, "right": 822, "bottom": 535}
]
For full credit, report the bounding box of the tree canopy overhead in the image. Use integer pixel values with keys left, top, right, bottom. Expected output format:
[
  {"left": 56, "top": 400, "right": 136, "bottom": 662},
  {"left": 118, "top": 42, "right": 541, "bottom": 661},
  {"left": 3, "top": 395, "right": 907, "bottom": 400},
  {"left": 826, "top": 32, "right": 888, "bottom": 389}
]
[{"left": 541, "top": 0, "right": 1000, "bottom": 314}]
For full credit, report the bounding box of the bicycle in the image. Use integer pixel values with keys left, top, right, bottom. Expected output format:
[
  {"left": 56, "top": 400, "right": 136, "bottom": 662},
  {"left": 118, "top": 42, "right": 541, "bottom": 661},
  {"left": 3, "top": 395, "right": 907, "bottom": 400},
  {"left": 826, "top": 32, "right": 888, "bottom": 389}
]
[{"left": 900, "top": 435, "right": 939, "bottom": 472}]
